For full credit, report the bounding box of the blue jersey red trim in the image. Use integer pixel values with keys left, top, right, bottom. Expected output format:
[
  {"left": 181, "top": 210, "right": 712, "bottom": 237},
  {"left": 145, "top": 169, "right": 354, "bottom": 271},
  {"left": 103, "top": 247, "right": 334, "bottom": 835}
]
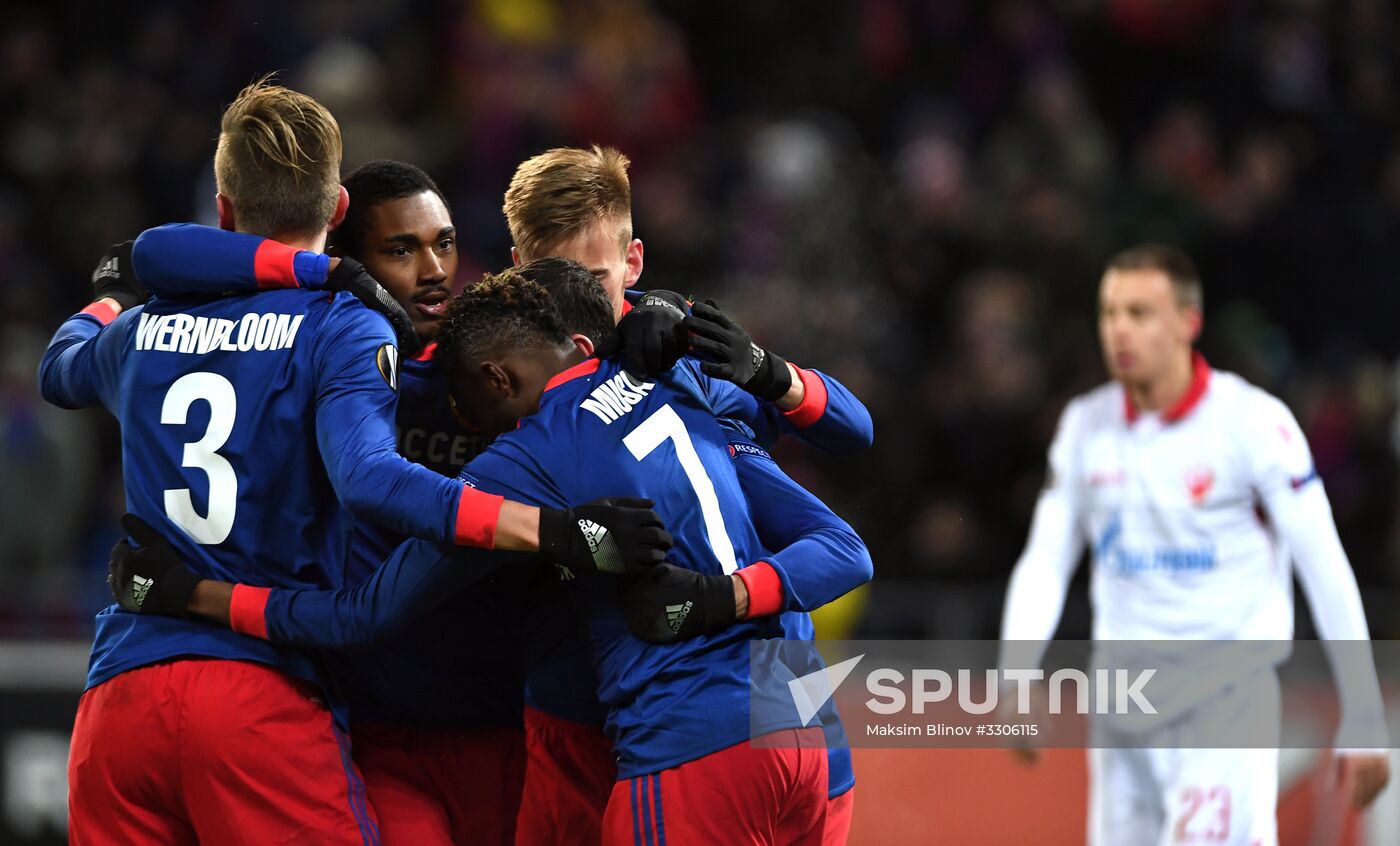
[
  {"left": 544, "top": 357, "right": 602, "bottom": 392},
  {"left": 253, "top": 239, "right": 303, "bottom": 289},
  {"left": 736, "top": 562, "right": 783, "bottom": 619},
  {"left": 454, "top": 488, "right": 504, "bottom": 548},
  {"left": 230, "top": 585, "right": 272, "bottom": 639},
  {"left": 782, "top": 366, "right": 829, "bottom": 429},
  {"left": 80, "top": 301, "right": 120, "bottom": 326}
]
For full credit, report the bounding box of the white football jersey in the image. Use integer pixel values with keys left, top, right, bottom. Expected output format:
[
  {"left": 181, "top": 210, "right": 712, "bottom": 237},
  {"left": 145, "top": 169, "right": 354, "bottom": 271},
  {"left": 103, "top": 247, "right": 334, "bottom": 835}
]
[
  {"left": 1002, "top": 353, "right": 1384, "bottom": 740},
  {"left": 1055, "top": 355, "right": 1310, "bottom": 641},
  {"left": 1004, "top": 352, "right": 1386, "bottom": 839}
]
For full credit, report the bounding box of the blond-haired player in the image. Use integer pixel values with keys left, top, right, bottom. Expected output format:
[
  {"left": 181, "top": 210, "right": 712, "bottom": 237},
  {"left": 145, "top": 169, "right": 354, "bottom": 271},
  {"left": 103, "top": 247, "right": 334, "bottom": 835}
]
[
  {"left": 503, "top": 145, "right": 640, "bottom": 320},
  {"left": 1000, "top": 244, "right": 1390, "bottom": 845}
]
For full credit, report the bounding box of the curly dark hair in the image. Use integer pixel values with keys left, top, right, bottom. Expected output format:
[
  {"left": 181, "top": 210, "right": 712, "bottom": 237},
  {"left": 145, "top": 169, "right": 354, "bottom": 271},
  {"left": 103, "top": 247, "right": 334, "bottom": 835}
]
[
  {"left": 330, "top": 159, "right": 450, "bottom": 258},
  {"left": 436, "top": 271, "right": 571, "bottom": 377}
]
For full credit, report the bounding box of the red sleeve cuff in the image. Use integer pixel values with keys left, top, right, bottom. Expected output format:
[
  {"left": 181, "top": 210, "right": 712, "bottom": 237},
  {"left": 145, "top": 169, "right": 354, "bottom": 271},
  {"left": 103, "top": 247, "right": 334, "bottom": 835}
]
[
  {"left": 253, "top": 239, "right": 302, "bottom": 289},
  {"left": 80, "top": 301, "right": 120, "bottom": 326},
  {"left": 736, "top": 561, "right": 784, "bottom": 619},
  {"left": 455, "top": 488, "right": 505, "bottom": 549},
  {"left": 228, "top": 584, "right": 272, "bottom": 640},
  {"left": 782, "top": 366, "right": 828, "bottom": 429}
]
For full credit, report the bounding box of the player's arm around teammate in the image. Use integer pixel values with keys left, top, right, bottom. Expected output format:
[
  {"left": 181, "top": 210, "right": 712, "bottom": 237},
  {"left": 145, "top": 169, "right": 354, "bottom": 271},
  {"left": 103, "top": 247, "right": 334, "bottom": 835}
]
[
  {"left": 502, "top": 146, "right": 873, "bottom": 456},
  {"left": 617, "top": 290, "right": 874, "bottom": 454},
  {"left": 130, "top": 217, "right": 876, "bottom": 457},
  {"left": 617, "top": 427, "right": 873, "bottom": 644},
  {"left": 51, "top": 236, "right": 639, "bottom": 560},
  {"left": 109, "top": 493, "right": 673, "bottom": 647}
]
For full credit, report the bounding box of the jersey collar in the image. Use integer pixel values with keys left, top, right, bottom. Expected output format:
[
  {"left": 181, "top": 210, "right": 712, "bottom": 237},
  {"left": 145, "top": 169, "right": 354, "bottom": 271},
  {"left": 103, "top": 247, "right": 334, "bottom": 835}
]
[
  {"left": 413, "top": 341, "right": 438, "bottom": 362},
  {"left": 543, "top": 357, "right": 602, "bottom": 393},
  {"left": 1124, "top": 351, "right": 1212, "bottom": 425}
]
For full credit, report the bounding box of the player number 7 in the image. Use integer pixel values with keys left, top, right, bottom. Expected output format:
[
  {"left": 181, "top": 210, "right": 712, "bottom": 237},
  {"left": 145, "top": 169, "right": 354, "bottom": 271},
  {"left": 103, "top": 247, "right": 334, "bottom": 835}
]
[{"left": 623, "top": 404, "right": 738, "bottom": 574}]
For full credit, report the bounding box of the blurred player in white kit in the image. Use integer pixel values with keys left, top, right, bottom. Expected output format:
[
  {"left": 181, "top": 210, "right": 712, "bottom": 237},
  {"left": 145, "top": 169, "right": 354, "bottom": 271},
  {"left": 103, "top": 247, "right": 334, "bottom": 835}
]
[{"left": 999, "top": 244, "right": 1390, "bottom": 845}]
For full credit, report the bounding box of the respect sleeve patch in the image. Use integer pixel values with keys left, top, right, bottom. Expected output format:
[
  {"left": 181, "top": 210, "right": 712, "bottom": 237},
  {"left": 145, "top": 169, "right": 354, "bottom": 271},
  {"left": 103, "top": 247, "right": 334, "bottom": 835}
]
[{"left": 727, "top": 441, "right": 771, "bottom": 461}]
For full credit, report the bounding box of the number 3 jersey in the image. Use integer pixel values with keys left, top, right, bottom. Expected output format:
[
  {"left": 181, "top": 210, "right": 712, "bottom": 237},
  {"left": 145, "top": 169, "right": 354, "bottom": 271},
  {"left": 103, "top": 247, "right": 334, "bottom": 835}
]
[
  {"left": 38, "top": 290, "right": 474, "bottom": 707},
  {"left": 463, "top": 356, "right": 807, "bottom": 777}
]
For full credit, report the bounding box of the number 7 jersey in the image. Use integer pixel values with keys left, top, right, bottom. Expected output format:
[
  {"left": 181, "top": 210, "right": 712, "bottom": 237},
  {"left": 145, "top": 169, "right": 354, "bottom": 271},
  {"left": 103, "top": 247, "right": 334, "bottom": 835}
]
[
  {"left": 39, "top": 290, "right": 474, "bottom": 706},
  {"left": 463, "top": 356, "right": 805, "bottom": 777}
]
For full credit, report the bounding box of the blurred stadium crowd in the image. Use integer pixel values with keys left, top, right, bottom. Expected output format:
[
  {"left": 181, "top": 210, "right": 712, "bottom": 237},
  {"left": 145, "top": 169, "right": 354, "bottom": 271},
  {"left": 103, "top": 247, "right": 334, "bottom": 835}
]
[{"left": 5, "top": 0, "right": 1400, "bottom": 639}]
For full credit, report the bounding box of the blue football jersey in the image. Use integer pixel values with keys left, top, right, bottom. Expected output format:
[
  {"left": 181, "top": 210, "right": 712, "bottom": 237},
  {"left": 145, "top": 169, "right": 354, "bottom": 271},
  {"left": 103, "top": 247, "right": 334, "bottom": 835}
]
[
  {"left": 336, "top": 353, "right": 531, "bottom": 728},
  {"left": 38, "top": 287, "right": 470, "bottom": 703},
  {"left": 463, "top": 356, "right": 807, "bottom": 776},
  {"left": 234, "top": 355, "right": 871, "bottom": 779},
  {"left": 393, "top": 355, "right": 497, "bottom": 478},
  {"left": 126, "top": 224, "right": 528, "bottom": 728}
]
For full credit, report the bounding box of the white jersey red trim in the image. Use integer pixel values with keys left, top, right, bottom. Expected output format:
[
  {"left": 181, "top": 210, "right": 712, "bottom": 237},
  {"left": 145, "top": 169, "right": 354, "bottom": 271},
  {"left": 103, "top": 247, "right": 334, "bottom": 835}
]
[{"left": 1001, "top": 355, "right": 1385, "bottom": 743}]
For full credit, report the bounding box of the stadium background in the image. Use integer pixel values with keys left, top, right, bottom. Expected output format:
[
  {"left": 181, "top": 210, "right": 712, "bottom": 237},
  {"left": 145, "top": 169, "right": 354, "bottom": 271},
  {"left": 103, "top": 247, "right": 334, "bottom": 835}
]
[{"left": 3, "top": 0, "right": 1399, "bottom": 842}]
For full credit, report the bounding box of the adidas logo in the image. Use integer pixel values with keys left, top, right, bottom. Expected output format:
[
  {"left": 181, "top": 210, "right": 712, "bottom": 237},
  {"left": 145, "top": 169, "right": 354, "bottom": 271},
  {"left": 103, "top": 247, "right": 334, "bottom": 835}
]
[
  {"left": 577, "top": 519, "right": 608, "bottom": 554},
  {"left": 554, "top": 563, "right": 576, "bottom": 582},
  {"left": 93, "top": 256, "right": 120, "bottom": 283},
  {"left": 665, "top": 601, "right": 692, "bottom": 633},
  {"left": 749, "top": 343, "right": 766, "bottom": 373},
  {"left": 131, "top": 574, "right": 153, "bottom": 609}
]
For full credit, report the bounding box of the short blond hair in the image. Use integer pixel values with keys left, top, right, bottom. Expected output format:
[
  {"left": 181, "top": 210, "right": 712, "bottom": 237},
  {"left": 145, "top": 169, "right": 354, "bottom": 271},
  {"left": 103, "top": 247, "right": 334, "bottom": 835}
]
[
  {"left": 214, "top": 76, "right": 343, "bottom": 239},
  {"left": 503, "top": 145, "right": 633, "bottom": 260}
]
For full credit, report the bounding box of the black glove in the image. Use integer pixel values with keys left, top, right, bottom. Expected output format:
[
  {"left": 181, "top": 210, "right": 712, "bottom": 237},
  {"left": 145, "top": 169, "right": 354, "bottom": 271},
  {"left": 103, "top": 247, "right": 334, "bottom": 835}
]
[
  {"left": 539, "top": 497, "right": 672, "bottom": 579},
  {"left": 620, "top": 563, "right": 737, "bottom": 644},
  {"left": 327, "top": 257, "right": 423, "bottom": 358},
  {"left": 684, "top": 300, "right": 792, "bottom": 402},
  {"left": 108, "top": 514, "right": 201, "bottom": 618},
  {"left": 617, "top": 290, "right": 690, "bottom": 376},
  {"left": 91, "top": 240, "right": 149, "bottom": 310}
]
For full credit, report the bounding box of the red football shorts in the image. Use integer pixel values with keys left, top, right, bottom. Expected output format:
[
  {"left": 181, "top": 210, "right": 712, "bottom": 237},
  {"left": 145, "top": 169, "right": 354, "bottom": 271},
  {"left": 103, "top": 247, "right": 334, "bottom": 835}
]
[
  {"left": 601, "top": 727, "right": 828, "bottom": 846},
  {"left": 515, "top": 706, "right": 616, "bottom": 845},
  {"left": 68, "top": 658, "right": 379, "bottom": 846},
  {"left": 824, "top": 788, "right": 855, "bottom": 846},
  {"left": 351, "top": 722, "right": 525, "bottom": 846}
]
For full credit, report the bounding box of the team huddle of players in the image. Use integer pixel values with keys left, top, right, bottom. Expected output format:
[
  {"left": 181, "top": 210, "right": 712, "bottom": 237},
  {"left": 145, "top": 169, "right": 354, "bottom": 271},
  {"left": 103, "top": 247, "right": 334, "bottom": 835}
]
[
  {"left": 41, "top": 79, "right": 873, "bottom": 846},
  {"left": 38, "top": 76, "right": 1395, "bottom": 846}
]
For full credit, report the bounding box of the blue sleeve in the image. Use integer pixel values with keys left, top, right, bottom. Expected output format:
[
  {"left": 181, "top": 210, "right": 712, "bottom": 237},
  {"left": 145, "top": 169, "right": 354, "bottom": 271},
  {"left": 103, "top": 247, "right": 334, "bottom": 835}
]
[
  {"left": 38, "top": 310, "right": 132, "bottom": 410},
  {"left": 731, "top": 439, "right": 873, "bottom": 612},
  {"left": 132, "top": 223, "right": 330, "bottom": 297},
  {"left": 259, "top": 443, "right": 550, "bottom": 646},
  {"left": 312, "top": 300, "right": 477, "bottom": 545},
  {"left": 262, "top": 538, "right": 510, "bottom": 646},
  {"left": 681, "top": 358, "right": 874, "bottom": 454},
  {"left": 790, "top": 367, "right": 875, "bottom": 454},
  {"left": 687, "top": 361, "right": 784, "bottom": 447}
]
